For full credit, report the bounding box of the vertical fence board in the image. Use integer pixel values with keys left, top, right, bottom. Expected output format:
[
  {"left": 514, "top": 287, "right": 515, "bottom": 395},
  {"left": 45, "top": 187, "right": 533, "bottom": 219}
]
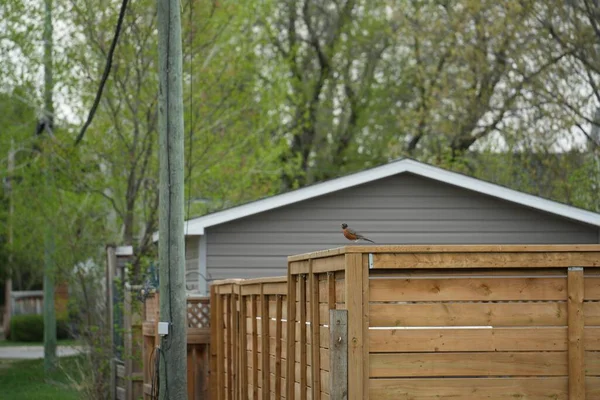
[
  {"left": 216, "top": 293, "right": 224, "bottom": 400},
  {"left": 188, "top": 346, "right": 196, "bottom": 399},
  {"left": 327, "top": 272, "right": 336, "bottom": 310},
  {"left": 239, "top": 286, "right": 247, "bottom": 398},
  {"left": 107, "top": 247, "right": 117, "bottom": 400},
  {"left": 232, "top": 292, "right": 239, "bottom": 400},
  {"left": 123, "top": 288, "right": 133, "bottom": 400},
  {"left": 287, "top": 275, "right": 297, "bottom": 400},
  {"left": 252, "top": 295, "right": 259, "bottom": 400},
  {"left": 569, "top": 267, "right": 585, "bottom": 399},
  {"left": 361, "top": 254, "right": 369, "bottom": 400},
  {"left": 210, "top": 287, "right": 218, "bottom": 400},
  {"left": 310, "top": 266, "right": 321, "bottom": 398},
  {"left": 261, "top": 287, "right": 270, "bottom": 400},
  {"left": 329, "top": 310, "right": 348, "bottom": 400},
  {"left": 345, "top": 253, "right": 364, "bottom": 400},
  {"left": 226, "top": 295, "right": 233, "bottom": 399},
  {"left": 275, "top": 295, "right": 283, "bottom": 399},
  {"left": 300, "top": 275, "right": 307, "bottom": 400}
]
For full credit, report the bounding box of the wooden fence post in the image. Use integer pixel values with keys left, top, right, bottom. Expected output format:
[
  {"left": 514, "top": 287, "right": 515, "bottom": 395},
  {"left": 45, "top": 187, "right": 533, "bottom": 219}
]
[
  {"left": 251, "top": 294, "right": 258, "bottom": 399},
  {"left": 329, "top": 310, "right": 348, "bottom": 400},
  {"left": 568, "top": 266, "right": 585, "bottom": 399},
  {"left": 310, "top": 261, "right": 321, "bottom": 400},
  {"left": 106, "top": 246, "right": 116, "bottom": 400},
  {"left": 275, "top": 295, "right": 283, "bottom": 399},
  {"left": 287, "top": 274, "right": 297, "bottom": 400},
  {"left": 299, "top": 275, "right": 307, "bottom": 400},
  {"left": 344, "top": 253, "right": 365, "bottom": 400},
  {"left": 239, "top": 286, "right": 247, "bottom": 398},
  {"left": 261, "top": 284, "right": 270, "bottom": 400}
]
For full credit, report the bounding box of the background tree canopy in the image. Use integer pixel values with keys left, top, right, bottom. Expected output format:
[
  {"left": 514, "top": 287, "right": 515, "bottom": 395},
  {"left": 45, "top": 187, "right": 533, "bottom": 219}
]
[{"left": 1, "top": 0, "right": 599, "bottom": 288}]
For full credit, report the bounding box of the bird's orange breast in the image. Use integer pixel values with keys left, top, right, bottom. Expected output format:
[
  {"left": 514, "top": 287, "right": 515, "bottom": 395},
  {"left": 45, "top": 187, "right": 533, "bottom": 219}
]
[{"left": 343, "top": 229, "right": 358, "bottom": 240}]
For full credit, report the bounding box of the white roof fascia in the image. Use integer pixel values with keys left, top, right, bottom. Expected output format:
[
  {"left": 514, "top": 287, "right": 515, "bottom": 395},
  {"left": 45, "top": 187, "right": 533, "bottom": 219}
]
[{"left": 178, "top": 159, "right": 600, "bottom": 236}]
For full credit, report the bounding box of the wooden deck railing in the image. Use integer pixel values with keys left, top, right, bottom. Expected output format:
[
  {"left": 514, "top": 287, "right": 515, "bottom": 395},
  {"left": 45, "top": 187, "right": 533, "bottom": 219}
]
[
  {"left": 142, "top": 293, "right": 211, "bottom": 400},
  {"left": 211, "top": 244, "right": 600, "bottom": 400}
]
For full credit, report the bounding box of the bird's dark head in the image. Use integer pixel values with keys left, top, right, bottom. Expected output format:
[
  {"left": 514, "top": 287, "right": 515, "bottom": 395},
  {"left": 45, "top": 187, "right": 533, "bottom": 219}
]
[{"left": 341, "top": 223, "right": 348, "bottom": 229}]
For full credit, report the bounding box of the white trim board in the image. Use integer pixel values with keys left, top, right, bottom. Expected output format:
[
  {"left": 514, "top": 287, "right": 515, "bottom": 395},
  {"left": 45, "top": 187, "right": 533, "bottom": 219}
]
[{"left": 153, "top": 158, "right": 600, "bottom": 239}]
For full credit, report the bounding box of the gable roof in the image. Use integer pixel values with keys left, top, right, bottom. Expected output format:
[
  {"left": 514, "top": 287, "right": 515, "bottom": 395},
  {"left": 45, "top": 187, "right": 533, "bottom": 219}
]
[{"left": 158, "top": 158, "right": 600, "bottom": 238}]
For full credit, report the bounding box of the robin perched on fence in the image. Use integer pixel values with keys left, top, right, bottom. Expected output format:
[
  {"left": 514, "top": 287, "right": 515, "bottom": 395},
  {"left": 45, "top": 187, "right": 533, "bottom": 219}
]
[{"left": 341, "top": 223, "right": 375, "bottom": 243}]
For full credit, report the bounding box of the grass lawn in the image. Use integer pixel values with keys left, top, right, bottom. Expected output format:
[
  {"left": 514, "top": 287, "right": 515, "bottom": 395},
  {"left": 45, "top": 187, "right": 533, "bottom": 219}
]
[
  {"left": 0, "top": 339, "right": 80, "bottom": 347},
  {"left": 0, "top": 356, "right": 82, "bottom": 400}
]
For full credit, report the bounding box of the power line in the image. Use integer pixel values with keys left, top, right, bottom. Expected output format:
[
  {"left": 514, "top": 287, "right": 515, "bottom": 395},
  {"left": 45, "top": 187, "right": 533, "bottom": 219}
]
[{"left": 73, "top": 0, "right": 129, "bottom": 146}]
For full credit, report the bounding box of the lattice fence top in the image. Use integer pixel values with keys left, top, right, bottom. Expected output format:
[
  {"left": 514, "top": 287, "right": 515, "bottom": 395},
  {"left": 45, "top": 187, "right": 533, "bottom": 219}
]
[{"left": 187, "top": 298, "right": 210, "bottom": 328}]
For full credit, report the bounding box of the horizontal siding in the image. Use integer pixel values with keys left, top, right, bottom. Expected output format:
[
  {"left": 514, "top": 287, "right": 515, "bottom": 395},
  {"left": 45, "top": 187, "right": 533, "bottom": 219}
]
[
  {"left": 206, "top": 173, "right": 599, "bottom": 280},
  {"left": 208, "top": 233, "right": 594, "bottom": 256},
  {"left": 185, "top": 237, "right": 200, "bottom": 290},
  {"left": 185, "top": 236, "right": 199, "bottom": 260},
  {"left": 219, "top": 205, "right": 554, "bottom": 221}
]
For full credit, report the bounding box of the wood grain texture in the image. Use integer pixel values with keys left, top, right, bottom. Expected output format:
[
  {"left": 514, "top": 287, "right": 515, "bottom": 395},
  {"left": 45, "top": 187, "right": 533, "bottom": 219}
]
[
  {"left": 370, "top": 277, "right": 567, "bottom": 302},
  {"left": 369, "top": 377, "right": 569, "bottom": 400},
  {"left": 286, "top": 274, "right": 297, "bottom": 400},
  {"left": 327, "top": 273, "right": 336, "bottom": 310},
  {"left": 261, "top": 288, "right": 270, "bottom": 400},
  {"left": 329, "top": 310, "right": 348, "bottom": 400},
  {"left": 209, "top": 286, "right": 219, "bottom": 400},
  {"left": 216, "top": 294, "right": 224, "bottom": 400},
  {"left": 251, "top": 295, "right": 258, "bottom": 400},
  {"left": 568, "top": 267, "right": 585, "bottom": 399},
  {"left": 310, "top": 265, "right": 321, "bottom": 399},
  {"left": 362, "top": 254, "right": 369, "bottom": 400},
  {"left": 369, "top": 302, "right": 567, "bottom": 327},
  {"left": 370, "top": 352, "right": 568, "bottom": 377},
  {"left": 232, "top": 292, "right": 239, "bottom": 399},
  {"left": 372, "top": 251, "right": 600, "bottom": 269},
  {"left": 312, "top": 255, "right": 346, "bottom": 273},
  {"left": 299, "top": 276, "right": 307, "bottom": 400},
  {"left": 275, "top": 295, "right": 283, "bottom": 399},
  {"left": 345, "top": 253, "right": 364, "bottom": 400},
  {"left": 369, "top": 327, "right": 568, "bottom": 352},
  {"left": 287, "top": 245, "right": 600, "bottom": 263},
  {"left": 584, "top": 277, "right": 600, "bottom": 300},
  {"left": 239, "top": 287, "right": 248, "bottom": 398}
]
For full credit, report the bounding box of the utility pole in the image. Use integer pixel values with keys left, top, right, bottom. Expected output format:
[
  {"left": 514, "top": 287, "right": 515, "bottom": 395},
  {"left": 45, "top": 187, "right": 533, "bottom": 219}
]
[
  {"left": 3, "top": 141, "right": 14, "bottom": 337},
  {"left": 43, "top": 0, "right": 57, "bottom": 373},
  {"left": 157, "top": 0, "right": 187, "bottom": 396}
]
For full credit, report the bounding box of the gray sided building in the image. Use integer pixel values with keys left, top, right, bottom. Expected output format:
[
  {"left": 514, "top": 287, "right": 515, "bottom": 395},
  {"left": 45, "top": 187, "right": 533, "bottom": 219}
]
[{"left": 171, "top": 159, "right": 600, "bottom": 293}]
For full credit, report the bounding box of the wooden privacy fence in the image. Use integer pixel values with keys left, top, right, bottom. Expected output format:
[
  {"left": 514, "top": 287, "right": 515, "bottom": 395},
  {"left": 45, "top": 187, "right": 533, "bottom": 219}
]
[
  {"left": 211, "top": 244, "right": 600, "bottom": 400},
  {"left": 142, "top": 292, "right": 211, "bottom": 400}
]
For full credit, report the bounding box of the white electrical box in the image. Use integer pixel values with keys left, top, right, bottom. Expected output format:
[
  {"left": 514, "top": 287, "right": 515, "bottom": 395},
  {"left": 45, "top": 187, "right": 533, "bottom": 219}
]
[{"left": 158, "top": 321, "right": 169, "bottom": 336}]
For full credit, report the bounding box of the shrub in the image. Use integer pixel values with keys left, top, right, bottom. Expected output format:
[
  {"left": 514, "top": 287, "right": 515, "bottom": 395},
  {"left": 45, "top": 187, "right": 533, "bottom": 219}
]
[{"left": 10, "top": 314, "right": 71, "bottom": 342}]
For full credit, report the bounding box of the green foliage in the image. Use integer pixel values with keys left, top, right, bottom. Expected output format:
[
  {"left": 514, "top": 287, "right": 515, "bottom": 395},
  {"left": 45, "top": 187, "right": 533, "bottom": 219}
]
[
  {"left": 10, "top": 314, "right": 70, "bottom": 342},
  {"left": 0, "top": 356, "right": 82, "bottom": 400},
  {"left": 0, "top": 0, "right": 600, "bottom": 298},
  {"left": 10, "top": 315, "right": 44, "bottom": 342}
]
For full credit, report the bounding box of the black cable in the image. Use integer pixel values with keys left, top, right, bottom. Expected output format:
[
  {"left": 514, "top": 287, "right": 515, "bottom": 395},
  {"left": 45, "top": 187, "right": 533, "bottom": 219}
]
[{"left": 74, "top": 0, "right": 129, "bottom": 145}]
